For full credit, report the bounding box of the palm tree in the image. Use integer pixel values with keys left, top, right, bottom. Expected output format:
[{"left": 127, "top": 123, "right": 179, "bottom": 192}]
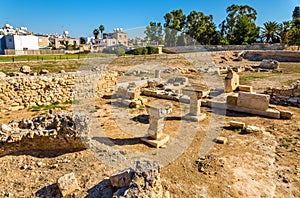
[
  {"left": 99, "top": 25, "right": 105, "bottom": 38},
  {"left": 93, "top": 28, "right": 99, "bottom": 39},
  {"left": 261, "top": 21, "right": 279, "bottom": 43},
  {"left": 278, "top": 21, "right": 291, "bottom": 44}
]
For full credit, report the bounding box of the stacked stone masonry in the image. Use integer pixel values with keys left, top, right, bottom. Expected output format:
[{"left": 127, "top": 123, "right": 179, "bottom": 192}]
[
  {"left": 0, "top": 71, "right": 118, "bottom": 112},
  {"left": 265, "top": 81, "right": 300, "bottom": 107}
]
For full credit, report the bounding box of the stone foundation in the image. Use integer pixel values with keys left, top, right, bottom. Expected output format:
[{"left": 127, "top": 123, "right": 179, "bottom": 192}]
[{"left": 0, "top": 71, "right": 118, "bottom": 112}]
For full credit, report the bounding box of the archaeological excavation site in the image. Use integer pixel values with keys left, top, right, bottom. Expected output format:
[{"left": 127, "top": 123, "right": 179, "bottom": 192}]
[{"left": 0, "top": 50, "right": 300, "bottom": 197}]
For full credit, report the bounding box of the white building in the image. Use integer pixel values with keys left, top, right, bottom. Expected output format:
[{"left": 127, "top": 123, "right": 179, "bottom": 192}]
[
  {"left": 4, "top": 35, "right": 39, "bottom": 51},
  {"left": 0, "top": 35, "right": 4, "bottom": 54}
]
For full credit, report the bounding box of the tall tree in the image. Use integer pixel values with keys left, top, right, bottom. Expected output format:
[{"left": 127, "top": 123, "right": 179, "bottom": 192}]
[
  {"left": 93, "top": 28, "right": 99, "bottom": 39},
  {"left": 163, "top": 9, "right": 186, "bottom": 46},
  {"left": 278, "top": 21, "right": 291, "bottom": 44},
  {"left": 261, "top": 21, "right": 280, "bottom": 43},
  {"left": 99, "top": 25, "right": 105, "bottom": 38},
  {"left": 288, "top": 26, "right": 300, "bottom": 48},
  {"left": 231, "top": 14, "right": 259, "bottom": 44},
  {"left": 220, "top": 4, "right": 258, "bottom": 44},
  {"left": 144, "top": 22, "right": 164, "bottom": 45},
  {"left": 186, "top": 11, "right": 217, "bottom": 45},
  {"left": 293, "top": 6, "right": 300, "bottom": 26}
]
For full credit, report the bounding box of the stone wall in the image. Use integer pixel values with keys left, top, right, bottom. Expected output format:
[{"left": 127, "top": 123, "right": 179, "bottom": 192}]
[
  {"left": 163, "top": 44, "right": 285, "bottom": 53},
  {"left": 0, "top": 113, "right": 88, "bottom": 157},
  {"left": 243, "top": 50, "right": 300, "bottom": 62},
  {"left": 0, "top": 71, "right": 118, "bottom": 112},
  {"left": 264, "top": 81, "right": 300, "bottom": 107}
]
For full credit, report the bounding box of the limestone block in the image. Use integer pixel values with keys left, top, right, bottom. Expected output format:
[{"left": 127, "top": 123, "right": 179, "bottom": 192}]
[
  {"left": 226, "top": 94, "right": 238, "bottom": 105},
  {"left": 0, "top": 124, "right": 12, "bottom": 133},
  {"left": 280, "top": 110, "right": 293, "bottom": 119},
  {"left": 245, "top": 125, "right": 261, "bottom": 133},
  {"left": 224, "top": 69, "right": 239, "bottom": 93},
  {"left": 110, "top": 168, "right": 134, "bottom": 188},
  {"left": 189, "top": 98, "right": 201, "bottom": 116},
  {"left": 259, "top": 59, "right": 279, "bottom": 69},
  {"left": 229, "top": 121, "right": 245, "bottom": 129},
  {"left": 20, "top": 66, "right": 31, "bottom": 74},
  {"left": 57, "top": 172, "right": 80, "bottom": 197},
  {"left": 216, "top": 137, "right": 228, "bottom": 144},
  {"left": 0, "top": 72, "right": 6, "bottom": 78},
  {"left": 237, "top": 92, "right": 270, "bottom": 111},
  {"left": 238, "top": 85, "right": 253, "bottom": 92}
]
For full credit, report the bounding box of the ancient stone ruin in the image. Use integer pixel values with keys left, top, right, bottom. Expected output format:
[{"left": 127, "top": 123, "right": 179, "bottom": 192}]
[{"left": 141, "top": 103, "right": 172, "bottom": 148}]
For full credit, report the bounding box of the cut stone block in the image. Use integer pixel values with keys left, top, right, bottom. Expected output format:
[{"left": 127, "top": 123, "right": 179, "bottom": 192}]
[
  {"left": 146, "top": 104, "right": 172, "bottom": 118},
  {"left": 224, "top": 69, "right": 239, "bottom": 93},
  {"left": 229, "top": 121, "right": 245, "bottom": 129},
  {"left": 57, "top": 172, "right": 80, "bottom": 197},
  {"left": 226, "top": 95, "right": 238, "bottom": 105},
  {"left": 183, "top": 113, "right": 206, "bottom": 122},
  {"left": 216, "top": 137, "right": 228, "bottom": 144},
  {"left": 148, "top": 117, "right": 164, "bottom": 139},
  {"left": 237, "top": 92, "right": 270, "bottom": 111},
  {"left": 110, "top": 168, "right": 134, "bottom": 188},
  {"left": 245, "top": 125, "right": 261, "bottom": 133},
  {"left": 238, "top": 85, "right": 253, "bottom": 92},
  {"left": 141, "top": 134, "right": 170, "bottom": 148},
  {"left": 155, "top": 70, "right": 161, "bottom": 78},
  {"left": 280, "top": 110, "right": 293, "bottom": 119}
]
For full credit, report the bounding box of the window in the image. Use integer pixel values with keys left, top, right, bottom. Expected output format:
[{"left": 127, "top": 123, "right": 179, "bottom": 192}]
[
  {"left": 8, "top": 38, "right": 12, "bottom": 42},
  {"left": 23, "top": 48, "right": 28, "bottom": 51}
]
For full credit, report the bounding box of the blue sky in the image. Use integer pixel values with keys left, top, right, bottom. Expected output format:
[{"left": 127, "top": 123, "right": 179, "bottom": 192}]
[{"left": 0, "top": 0, "right": 298, "bottom": 37}]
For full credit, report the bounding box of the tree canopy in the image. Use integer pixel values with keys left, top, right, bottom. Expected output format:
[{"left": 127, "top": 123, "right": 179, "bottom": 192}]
[{"left": 142, "top": 5, "right": 300, "bottom": 46}]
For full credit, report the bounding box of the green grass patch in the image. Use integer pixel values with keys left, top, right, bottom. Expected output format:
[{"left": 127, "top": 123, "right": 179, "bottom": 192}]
[
  {"left": 239, "top": 74, "right": 267, "bottom": 82},
  {"left": 280, "top": 63, "right": 300, "bottom": 73},
  {"left": 63, "top": 100, "right": 80, "bottom": 105},
  {"left": 28, "top": 102, "right": 69, "bottom": 112}
]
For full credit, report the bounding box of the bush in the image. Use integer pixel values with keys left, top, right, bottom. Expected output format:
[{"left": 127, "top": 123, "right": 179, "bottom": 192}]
[
  {"left": 132, "top": 48, "right": 144, "bottom": 55},
  {"left": 132, "top": 47, "right": 159, "bottom": 55},
  {"left": 147, "top": 46, "right": 159, "bottom": 54},
  {"left": 114, "top": 47, "right": 125, "bottom": 56}
]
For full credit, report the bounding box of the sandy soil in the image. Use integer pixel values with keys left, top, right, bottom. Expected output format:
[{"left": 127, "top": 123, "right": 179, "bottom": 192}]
[{"left": 0, "top": 53, "right": 300, "bottom": 197}]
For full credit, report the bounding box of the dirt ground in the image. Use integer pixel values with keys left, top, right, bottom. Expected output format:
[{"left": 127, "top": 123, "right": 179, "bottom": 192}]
[{"left": 0, "top": 53, "right": 300, "bottom": 197}]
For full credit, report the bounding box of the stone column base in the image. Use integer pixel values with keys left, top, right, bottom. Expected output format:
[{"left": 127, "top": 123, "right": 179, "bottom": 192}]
[
  {"left": 141, "top": 134, "right": 170, "bottom": 148},
  {"left": 183, "top": 113, "right": 206, "bottom": 122}
]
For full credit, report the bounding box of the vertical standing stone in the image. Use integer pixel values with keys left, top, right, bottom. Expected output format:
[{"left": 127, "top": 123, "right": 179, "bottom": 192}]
[
  {"left": 182, "top": 85, "right": 207, "bottom": 122},
  {"left": 224, "top": 69, "right": 239, "bottom": 93},
  {"left": 155, "top": 70, "right": 161, "bottom": 78},
  {"left": 141, "top": 103, "right": 172, "bottom": 148}
]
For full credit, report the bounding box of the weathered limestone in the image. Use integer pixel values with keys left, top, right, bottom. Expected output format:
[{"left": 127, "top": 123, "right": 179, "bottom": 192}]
[
  {"left": 229, "top": 121, "right": 246, "bottom": 129},
  {"left": 259, "top": 59, "right": 280, "bottom": 69},
  {"left": 57, "top": 172, "right": 80, "bottom": 197},
  {"left": 0, "top": 71, "right": 118, "bottom": 112},
  {"left": 155, "top": 69, "right": 161, "bottom": 78},
  {"left": 0, "top": 72, "right": 6, "bottom": 78},
  {"left": 265, "top": 81, "right": 300, "bottom": 107},
  {"left": 182, "top": 85, "right": 207, "bottom": 121},
  {"left": 238, "top": 85, "right": 253, "bottom": 92},
  {"left": 224, "top": 69, "right": 239, "bottom": 93},
  {"left": 245, "top": 125, "right": 262, "bottom": 133},
  {"left": 237, "top": 92, "right": 270, "bottom": 111},
  {"left": 226, "top": 94, "right": 238, "bottom": 105},
  {"left": 280, "top": 110, "right": 293, "bottom": 119},
  {"left": 20, "top": 66, "right": 31, "bottom": 74},
  {"left": 110, "top": 168, "right": 134, "bottom": 188},
  {"left": 141, "top": 104, "right": 172, "bottom": 148},
  {"left": 216, "top": 137, "right": 228, "bottom": 144}
]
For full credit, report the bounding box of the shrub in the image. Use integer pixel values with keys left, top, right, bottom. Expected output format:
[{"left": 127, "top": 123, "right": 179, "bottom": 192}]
[
  {"left": 132, "top": 47, "right": 159, "bottom": 55},
  {"left": 114, "top": 47, "right": 125, "bottom": 56}
]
